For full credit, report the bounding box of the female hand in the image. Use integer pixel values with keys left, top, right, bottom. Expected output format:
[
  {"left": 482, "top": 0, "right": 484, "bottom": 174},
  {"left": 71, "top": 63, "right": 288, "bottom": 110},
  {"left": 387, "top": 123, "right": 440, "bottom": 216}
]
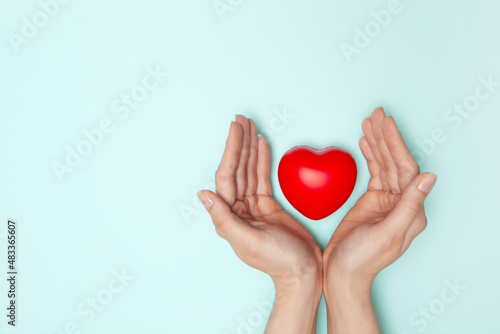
[
  {"left": 198, "top": 114, "right": 322, "bottom": 334},
  {"left": 323, "top": 108, "right": 437, "bottom": 333}
]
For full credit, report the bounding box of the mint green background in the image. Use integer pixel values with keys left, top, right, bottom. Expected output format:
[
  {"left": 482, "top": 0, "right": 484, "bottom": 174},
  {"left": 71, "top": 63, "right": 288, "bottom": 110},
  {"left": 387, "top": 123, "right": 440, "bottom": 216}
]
[{"left": 1, "top": 1, "right": 499, "bottom": 333}]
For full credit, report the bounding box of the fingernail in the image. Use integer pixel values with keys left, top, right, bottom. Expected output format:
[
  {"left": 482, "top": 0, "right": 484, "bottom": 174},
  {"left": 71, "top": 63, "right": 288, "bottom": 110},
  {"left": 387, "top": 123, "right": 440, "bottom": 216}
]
[
  {"left": 197, "top": 191, "right": 213, "bottom": 210},
  {"left": 417, "top": 173, "right": 437, "bottom": 194}
]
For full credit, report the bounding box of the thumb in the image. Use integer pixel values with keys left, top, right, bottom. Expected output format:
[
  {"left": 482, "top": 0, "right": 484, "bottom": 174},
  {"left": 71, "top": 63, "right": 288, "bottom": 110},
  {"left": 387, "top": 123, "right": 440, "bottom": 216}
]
[
  {"left": 384, "top": 172, "right": 437, "bottom": 232},
  {"left": 196, "top": 190, "right": 256, "bottom": 242},
  {"left": 197, "top": 190, "right": 233, "bottom": 230}
]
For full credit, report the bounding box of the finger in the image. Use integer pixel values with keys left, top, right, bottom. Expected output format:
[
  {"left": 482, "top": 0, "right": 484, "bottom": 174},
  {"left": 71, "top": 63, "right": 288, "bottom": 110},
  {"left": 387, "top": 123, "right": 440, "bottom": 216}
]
[
  {"left": 235, "top": 114, "right": 250, "bottom": 201},
  {"left": 197, "top": 190, "right": 260, "bottom": 245},
  {"left": 215, "top": 121, "right": 243, "bottom": 206},
  {"left": 379, "top": 172, "right": 437, "bottom": 236},
  {"left": 362, "top": 116, "right": 389, "bottom": 191},
  {"left": 371, "top": 107, "right": 400, "bottom": 193},
  {"left": 382, "top": 115, "right": 420, "bottom": 191},
  {"left": 359, "top": 136, "right": 383, "bottom": 190},
  {"left": 256, "top": 135, "right": 273, "bottom": 196},
  {"left": 246, "top": 118, "right": 259, "bottom": 196}
]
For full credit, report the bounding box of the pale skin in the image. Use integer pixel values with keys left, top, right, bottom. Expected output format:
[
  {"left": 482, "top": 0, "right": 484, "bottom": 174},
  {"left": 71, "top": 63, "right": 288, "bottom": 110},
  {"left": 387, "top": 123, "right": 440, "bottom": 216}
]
[{"left": 197, "top": 108, "right": 437, "bottom": 333}]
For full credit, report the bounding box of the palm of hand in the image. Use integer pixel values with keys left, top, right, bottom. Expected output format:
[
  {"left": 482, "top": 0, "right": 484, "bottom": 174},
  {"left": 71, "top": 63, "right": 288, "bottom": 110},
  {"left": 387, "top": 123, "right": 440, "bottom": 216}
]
[
  {"left": 324, "top": 190, "right": 403, "bottom": 278},
  {"left": 324, "top": 109, "right": 426, "bottom": 280},
  {"left": 230, "top": 194, "right": 321, "bottom": 279},
  {"left": 211, "top": 115, "right": 321, "bottom": 281}
]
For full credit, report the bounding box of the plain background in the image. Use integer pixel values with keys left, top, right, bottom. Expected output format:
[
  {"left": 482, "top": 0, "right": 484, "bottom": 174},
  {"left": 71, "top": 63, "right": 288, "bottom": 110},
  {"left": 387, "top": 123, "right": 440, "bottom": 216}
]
[{"left": 1, "top": 1, "right": 499, "bottom": 333}]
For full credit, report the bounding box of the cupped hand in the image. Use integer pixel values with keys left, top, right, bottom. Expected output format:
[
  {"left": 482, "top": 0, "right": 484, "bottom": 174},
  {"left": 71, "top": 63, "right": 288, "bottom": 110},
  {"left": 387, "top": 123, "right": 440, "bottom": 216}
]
[
  {"left": 323, "top": 107, "right": 437, "bottom": 288},
  {"left": 197, "top": 115, "right": 322, "bottom": 288}
]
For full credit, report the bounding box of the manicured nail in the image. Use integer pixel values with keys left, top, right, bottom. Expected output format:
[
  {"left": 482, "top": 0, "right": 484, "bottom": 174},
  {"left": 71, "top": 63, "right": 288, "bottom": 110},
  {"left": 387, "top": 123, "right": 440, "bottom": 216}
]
[
  {"left": 417, "top": 173, "right": 437, "bottom": 194},
  {"left": 197, "top": 191, "right": 213, "bottom": 210}
]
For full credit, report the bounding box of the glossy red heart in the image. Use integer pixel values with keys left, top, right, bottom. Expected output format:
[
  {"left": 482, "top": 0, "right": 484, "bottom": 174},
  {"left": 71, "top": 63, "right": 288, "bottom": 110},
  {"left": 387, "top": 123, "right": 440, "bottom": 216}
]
[{"left": 277, "top": 146, "right": 357, "bottom": 220}]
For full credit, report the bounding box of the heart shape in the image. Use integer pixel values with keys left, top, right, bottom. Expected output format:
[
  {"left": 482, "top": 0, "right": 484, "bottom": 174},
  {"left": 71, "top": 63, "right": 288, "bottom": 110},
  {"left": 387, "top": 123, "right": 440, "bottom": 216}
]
[{"left": 277, "top": 146, "right": 357, "bottom": 220}]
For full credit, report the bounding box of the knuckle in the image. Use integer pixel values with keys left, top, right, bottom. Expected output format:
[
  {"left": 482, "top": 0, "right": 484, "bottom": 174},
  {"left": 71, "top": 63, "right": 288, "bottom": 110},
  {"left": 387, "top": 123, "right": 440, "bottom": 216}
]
[
  {"left": 416, "top": 216, "right": 428, "bottom": 234},
  {"left": 405, "top": 200, "right": 424, "bottom": 218},
  {"left": 215, "top": 169, "right": 231, "bottom": 184},
  {"left": 214, "top": 224, "right": 227, "bottom": 239},
  {"left": 214, "top": 227, "right": 224, "bottom": 238},
  {"left": 399, "top": 160, "right": 420, "bottom": 178},
  {"left": 212, "top": 216, "right": 225, "bottom": 230}
]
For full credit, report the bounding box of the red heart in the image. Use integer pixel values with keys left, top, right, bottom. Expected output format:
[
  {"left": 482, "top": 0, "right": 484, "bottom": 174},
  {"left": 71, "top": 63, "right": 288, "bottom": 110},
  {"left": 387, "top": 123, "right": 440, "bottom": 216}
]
[{"left": 277, "top": 146, "right": 357, "bottom": 220}]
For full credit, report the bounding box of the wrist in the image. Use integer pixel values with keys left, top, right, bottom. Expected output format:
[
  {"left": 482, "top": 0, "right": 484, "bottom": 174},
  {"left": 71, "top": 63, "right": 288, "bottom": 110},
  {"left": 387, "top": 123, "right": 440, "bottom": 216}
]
[
  {"left": 274, "top": 271, "right": 322, "bottom": 307},
  {"left": 324, "top": 274, "right": 380, "bottom": 334},
  {"left": 272, "top": 256, "right": 323, "bottom": 305},
  {"left": 324, "top": 272, "right": 374, "bottom": 303},
  {"left": 264, "top": 265, "right": 322, "bottom": 334}
]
